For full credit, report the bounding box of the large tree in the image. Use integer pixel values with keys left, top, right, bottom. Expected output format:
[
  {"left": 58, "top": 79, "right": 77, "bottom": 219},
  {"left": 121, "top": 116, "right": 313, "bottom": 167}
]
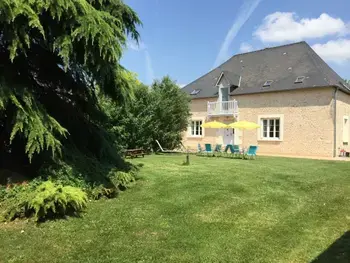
[
  {"left": 0, "top": 0, "right": 141, "bottom": 178},
  {"left": 102, "top": 76, "right": 191, "bottom": 152}
]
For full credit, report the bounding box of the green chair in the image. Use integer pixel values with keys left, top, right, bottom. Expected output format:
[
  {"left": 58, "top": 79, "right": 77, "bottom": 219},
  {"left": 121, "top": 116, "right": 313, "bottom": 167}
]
[
  {"left": 223, "top": 145, "right": 231, "bottom": 157},
  {"left": 214, "top": 144, "right": 222, "bottom": 156},
  {"left": 197, "top": 143, "right": 203, "bottom": 155},
  {"left": 244, "top": 146, "right": 258, "bottom": 159},
  {"left": 231, "top": 145, "right": 241, "bottom": 156},
  {"left": 204, "top": 144, "right": 213, "bottom": 156}
]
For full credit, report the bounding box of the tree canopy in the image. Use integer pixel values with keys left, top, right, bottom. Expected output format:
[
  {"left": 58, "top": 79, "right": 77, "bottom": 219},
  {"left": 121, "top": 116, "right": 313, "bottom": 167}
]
[
  {"left": 0, "top": 0, "right": 141, "bottom": 178},
  {"left": 0, "top": 0, "right": 192, "bottom": 222},
  {"left": 100, "top": 76, "right": 191, "bottom": 152}
]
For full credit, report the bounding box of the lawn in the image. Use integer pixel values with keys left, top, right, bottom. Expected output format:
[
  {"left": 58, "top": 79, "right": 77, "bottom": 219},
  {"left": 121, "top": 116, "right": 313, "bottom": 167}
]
[{"left": 1, "top": 155, "right": 350, "bottom": 263}]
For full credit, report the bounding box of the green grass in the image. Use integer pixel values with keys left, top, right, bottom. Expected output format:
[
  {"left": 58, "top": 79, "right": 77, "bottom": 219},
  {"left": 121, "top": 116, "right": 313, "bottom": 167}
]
[{"left": 1, "top": 155, "right": 350, "bottom": 263}]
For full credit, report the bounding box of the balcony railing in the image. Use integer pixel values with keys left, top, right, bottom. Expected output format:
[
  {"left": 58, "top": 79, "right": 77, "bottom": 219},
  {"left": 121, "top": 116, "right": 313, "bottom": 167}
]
[{"left": 207, "top": 100, "right": 238, "bottom": 116}]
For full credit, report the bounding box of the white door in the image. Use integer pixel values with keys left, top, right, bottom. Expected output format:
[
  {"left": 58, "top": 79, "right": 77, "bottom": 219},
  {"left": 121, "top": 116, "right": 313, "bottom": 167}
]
[{"left": 223, "top": 128, "right": 234, "bottom": 145}]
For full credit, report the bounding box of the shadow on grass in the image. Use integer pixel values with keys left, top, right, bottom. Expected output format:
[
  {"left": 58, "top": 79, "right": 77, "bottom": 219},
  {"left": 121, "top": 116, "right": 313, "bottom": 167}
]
[{"left": 311, "top": 231, "right": 350, "bottom": 263}]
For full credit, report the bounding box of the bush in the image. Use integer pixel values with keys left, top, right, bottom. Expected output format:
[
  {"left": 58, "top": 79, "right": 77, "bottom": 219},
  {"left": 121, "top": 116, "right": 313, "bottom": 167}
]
[
  {"left": 85, "top": 167, "right": 139, "bottom": 199},
  {"left": 110, "top": 171, "right": 136, "bottom": 190},
  {"left": 87, "top": 184, "right": 118, "bottom": 200},
  {"left": 0, "top": 185, "right": 6, "bottom": 202},
  {"left": 1, "top": 181, "right": 87, "bottom": 222}
]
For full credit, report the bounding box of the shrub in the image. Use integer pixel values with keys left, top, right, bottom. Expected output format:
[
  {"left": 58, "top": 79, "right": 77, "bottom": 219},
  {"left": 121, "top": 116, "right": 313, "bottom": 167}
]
[
  {"left": 0, "top": 185, "right": 6, "bottom": 202},
  {"left": 1, "top": 181, "right": 87, "bottom": 222},
  {"left": 39, "top": 160, "right": 88, "bottom": 189},
  {"left": 87, "top": 184, "right": 118, "bottom": 200},
  {"left": 0, "top": 183, "right": 35, "bottom": 221},
  {"left": 111, "top": 171, "right": 136, "bottom": 190}
]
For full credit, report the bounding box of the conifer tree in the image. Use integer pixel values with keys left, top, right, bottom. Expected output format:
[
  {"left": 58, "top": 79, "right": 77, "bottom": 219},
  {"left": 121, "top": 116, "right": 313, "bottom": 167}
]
[{"left": 0, "top": 0, "right": 141, "bottom": 176}]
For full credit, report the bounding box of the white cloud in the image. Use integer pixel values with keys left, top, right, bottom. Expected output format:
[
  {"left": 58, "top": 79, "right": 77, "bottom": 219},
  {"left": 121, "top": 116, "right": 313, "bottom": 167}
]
[
  {"left": 213, "top": 0, "right": 262, "bottom": 67},
  {"left": 127, "top": 41, "right": 146, "bottom": 51},
  {"left": 312, "top": 39, "right": 350, "bottom": 63},
  {"left": 128, "top": 41, "right": 155, "bottom": 84},
  {"left": 178, "top": 84, "right": 186, "bottom": 88},
  {"left": 254, "top": 12, "right": 349, "bottom": 43},
  {"left": 239, "top": 42, "right": 254, "bottom": 53}
]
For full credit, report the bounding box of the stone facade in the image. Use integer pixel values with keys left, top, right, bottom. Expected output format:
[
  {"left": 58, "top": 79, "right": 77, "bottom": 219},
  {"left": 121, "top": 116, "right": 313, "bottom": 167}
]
[
  {"left": 336, "top": 90, "right": 350, "bottom": 155},
  {"left": 182, "top": 87, "right": 347, "bottom": 157}
]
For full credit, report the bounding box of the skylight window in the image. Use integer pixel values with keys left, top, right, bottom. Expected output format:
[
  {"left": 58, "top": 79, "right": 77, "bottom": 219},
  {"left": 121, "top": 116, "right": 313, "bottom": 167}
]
[
  {"left": 263, "top": 80, "right": 273, "bottom": 87},
  {"left": 190, "top": 89, "right": 201, "bottom": 95},
  {"left": 295, "top": 76, "right": 305, "bottom": 83}
]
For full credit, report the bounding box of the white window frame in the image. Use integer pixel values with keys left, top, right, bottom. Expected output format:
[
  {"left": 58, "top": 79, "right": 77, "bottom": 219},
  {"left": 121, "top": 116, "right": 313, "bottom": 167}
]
[
  {"left": 258, "top": 114, "right": 284, "bottom": 141},
  {"left": 188, "top": 119, "right": 204, "bottom": 137},
  {"left": 343, "top": 116, "right": 349, "bottom": 145},
  {"left": 217, "top": 83, "right": 230, "bottom": 102}
]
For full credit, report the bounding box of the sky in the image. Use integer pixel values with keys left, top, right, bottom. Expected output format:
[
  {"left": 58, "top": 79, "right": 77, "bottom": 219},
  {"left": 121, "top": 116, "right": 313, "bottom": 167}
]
[{"left": 121, "top": 0, "right": 350, "bottom": 86}]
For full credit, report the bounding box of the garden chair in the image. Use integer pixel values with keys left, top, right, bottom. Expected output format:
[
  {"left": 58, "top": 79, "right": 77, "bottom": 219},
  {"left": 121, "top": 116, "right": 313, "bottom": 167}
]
[
  {"left": 197, "top": 144, "right": 203, "bottom": 155},
  {"left": 231, "top": 145, "right": 241, "bottom": 157},
  {"left": 214, "top": 144, "right": 222, "bottom": 157},
  {"left": 155, "top": 140, "right": 185, "bottom": 153},
  {"left": 197, "top": 143, "right": 205, "bottom": 155},
  {"left": 244, "top": 145, "right": 258, "bottom": 159},
  {"left": 204, "top": 144, "right": 213, "bottom": 156},
  {"left": 223, "top": 145, "right": 230, "bottom": 157}
]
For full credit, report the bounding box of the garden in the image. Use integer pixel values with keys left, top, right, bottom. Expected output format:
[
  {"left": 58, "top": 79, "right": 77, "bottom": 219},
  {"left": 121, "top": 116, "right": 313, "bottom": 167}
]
[
  {"left": 1, "top": 1, "right": 350, "bottom": 262},
  {"left": 1, "top": 155, "right": 350, "bottom": 262},
  {"left": 0, "top": 0, "right": 189, "bottom": 223}
]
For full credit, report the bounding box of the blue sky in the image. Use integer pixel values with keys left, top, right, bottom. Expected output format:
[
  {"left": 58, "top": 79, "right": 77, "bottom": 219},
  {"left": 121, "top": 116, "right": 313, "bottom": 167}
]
[{"left": 122, "top": 0, "right": 350, "bottom": 86}]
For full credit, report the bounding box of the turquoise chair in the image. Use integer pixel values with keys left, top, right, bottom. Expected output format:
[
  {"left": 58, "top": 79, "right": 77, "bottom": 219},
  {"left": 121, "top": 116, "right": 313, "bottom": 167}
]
[
  {"left": 231, "top": 145, "right": 240, "bottom": 156},
  {"left": 197, "top": 144, "right": 203, "bottom": 155},
  {"left": 223, "top": 145, "right": 230, "bottom": 157},
  {"left": 244, "top": 146, "right": 258, "bottom": 159},
  {"left": 204, "top": 144, "right": 213, "bottom": 156},
  {"left": 214, "top": 144, "right": 222, "bottom": 156}
]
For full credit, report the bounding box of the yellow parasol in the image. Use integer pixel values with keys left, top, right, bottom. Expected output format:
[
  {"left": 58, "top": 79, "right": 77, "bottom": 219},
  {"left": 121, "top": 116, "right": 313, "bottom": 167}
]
[
  {"left": 201, "top": 121, "right": 228, "bottom": 129},
  {"left": 227, "top": 120, "right": 260, "bottom": 130},
  {"left": 227, "top": 121, "right": 260, "bottom": 148}
]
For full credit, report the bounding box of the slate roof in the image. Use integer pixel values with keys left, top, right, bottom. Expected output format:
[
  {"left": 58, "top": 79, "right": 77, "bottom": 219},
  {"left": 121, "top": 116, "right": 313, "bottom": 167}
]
[{"left": 182, "top": 41, "right": 349, "bottom": 99}]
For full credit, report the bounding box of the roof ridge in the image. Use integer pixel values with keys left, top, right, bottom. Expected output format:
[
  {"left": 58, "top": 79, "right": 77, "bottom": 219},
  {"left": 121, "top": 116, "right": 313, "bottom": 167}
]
[{"left": 220, "top": 41, "right": 307, "bottom": 66}]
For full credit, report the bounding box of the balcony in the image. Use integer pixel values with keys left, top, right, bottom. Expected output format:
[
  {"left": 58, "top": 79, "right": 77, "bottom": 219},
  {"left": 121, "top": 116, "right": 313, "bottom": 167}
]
[{"left": 207, "top": 100, "right": 238, "bottom": 116}]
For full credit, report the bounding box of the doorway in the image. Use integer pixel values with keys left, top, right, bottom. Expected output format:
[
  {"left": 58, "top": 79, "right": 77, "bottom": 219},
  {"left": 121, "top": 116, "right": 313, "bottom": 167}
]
[{"left": 223, "top": 128, "right": 234, "bottom": 145}]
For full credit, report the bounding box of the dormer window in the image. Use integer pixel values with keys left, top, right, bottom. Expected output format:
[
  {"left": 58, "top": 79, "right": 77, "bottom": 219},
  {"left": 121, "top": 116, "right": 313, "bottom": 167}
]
[
  {"left": 295, "top": 76, "right": 305, "bottom": 83},
  {"left": 190, "top": 89, "right": 201, "bottom": 95},
  {"left": 263, "top": 80, "right": 273, "bottom": 87}
]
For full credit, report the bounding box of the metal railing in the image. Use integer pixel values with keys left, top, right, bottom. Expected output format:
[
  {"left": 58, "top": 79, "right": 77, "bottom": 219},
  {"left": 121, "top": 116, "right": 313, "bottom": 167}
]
[{"left": 207, "top": 100, "right": 238, "bottom": 116}]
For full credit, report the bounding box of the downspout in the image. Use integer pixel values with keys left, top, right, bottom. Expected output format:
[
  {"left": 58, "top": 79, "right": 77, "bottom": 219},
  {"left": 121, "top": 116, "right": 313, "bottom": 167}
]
[{"left": 333, "top": 87, "right": 338, "bottom": 157}]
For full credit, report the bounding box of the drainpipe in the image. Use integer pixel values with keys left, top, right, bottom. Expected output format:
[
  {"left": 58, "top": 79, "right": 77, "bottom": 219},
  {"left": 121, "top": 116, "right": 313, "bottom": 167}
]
[{"left": 333, "top": 87, "right": 338, "bottom": 157}]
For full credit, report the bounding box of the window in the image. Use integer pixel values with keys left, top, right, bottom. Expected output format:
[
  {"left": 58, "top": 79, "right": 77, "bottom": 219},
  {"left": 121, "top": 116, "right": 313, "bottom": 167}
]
[
  {"left": 220, "top": 87, "right": 229, "bottom": 101},
  {"left": 190, "top": 120, "right": 203, "bottom": 136},
  {"left": 190, "top": 89, "right": 201, "bottom": 95},
  {"left": 261, "top": 118, "right": 280, "bottom": 139},
  {"left": 343, "top": 116, "right": 349, "bottom": 145},
  {"left": 263, "top": 80, "right": 273, "bottom": 87},
  {"left": 294, "top": 76, "right": 305, "bottom": 83}
]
